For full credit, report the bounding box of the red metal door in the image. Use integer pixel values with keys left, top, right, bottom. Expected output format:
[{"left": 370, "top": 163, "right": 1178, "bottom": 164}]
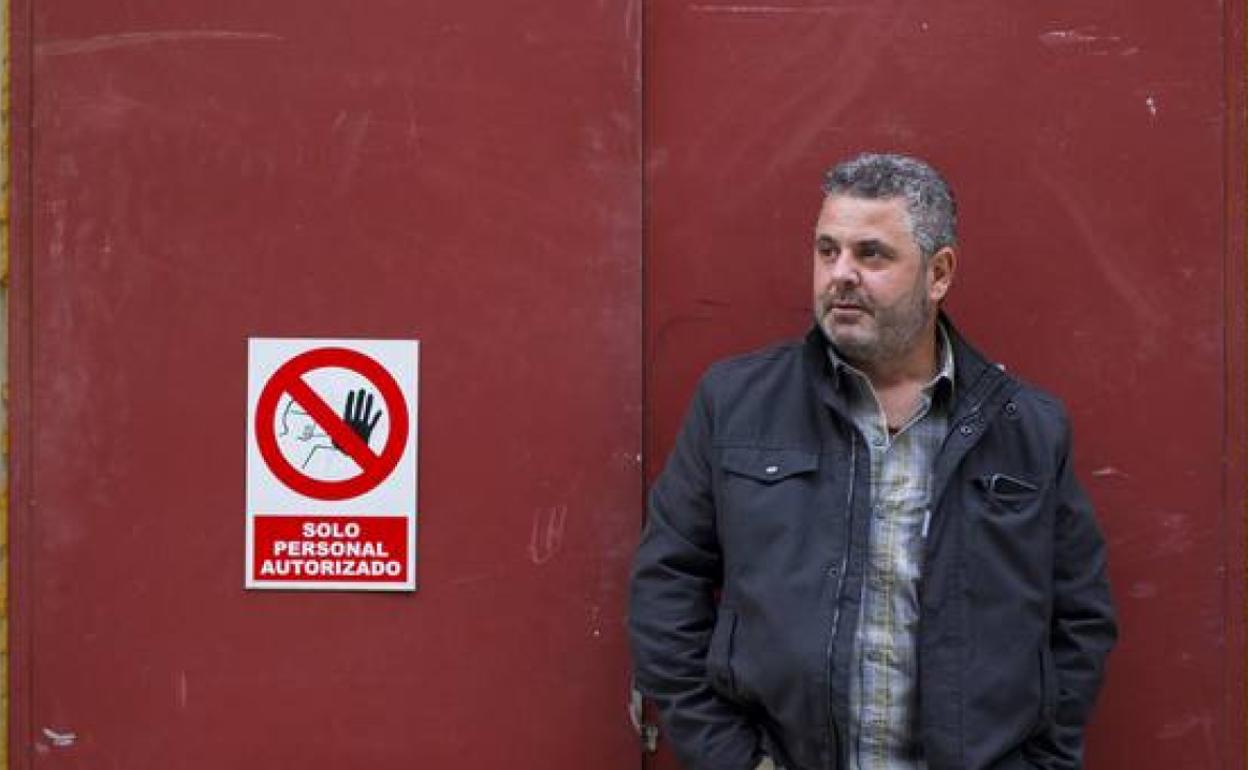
[
  {"left": 13, "top": 0, "right": 1247, "bottom": 768},
  {"left": 644, "top": 2, "right": 1244, "bottom": 769},
  {"left": 9, "top": 1, "right": 642, "bottom": 767}
]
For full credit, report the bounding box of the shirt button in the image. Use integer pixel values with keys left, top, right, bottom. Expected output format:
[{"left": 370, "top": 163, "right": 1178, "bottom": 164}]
[
  {"left": 959, "top": 424, "right": 975, "bottom": 436},
  {"left": 872, "top": 435, "right": 887, "bottom": 447},
  {"left": 866, "top": 649, "right": 884, "bottom": 663}
]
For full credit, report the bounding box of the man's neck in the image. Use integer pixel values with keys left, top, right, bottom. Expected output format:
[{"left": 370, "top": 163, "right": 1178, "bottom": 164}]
[{"left": 854, "top": 319, "right": 940, "bottom": 391}]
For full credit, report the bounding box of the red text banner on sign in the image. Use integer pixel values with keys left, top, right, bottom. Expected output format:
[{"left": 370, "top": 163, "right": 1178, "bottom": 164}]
[{"left": 252, "top": 515, "right": 408, "bottom": 583}]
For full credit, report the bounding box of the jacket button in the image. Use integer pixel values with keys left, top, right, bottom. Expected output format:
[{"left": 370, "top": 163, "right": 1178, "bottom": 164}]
[
  {"left": 826, "top": 566, "right": 839, "bottom": 578},
  {"left": 959, "top": 424, "right": 974, "bottom": 436}
]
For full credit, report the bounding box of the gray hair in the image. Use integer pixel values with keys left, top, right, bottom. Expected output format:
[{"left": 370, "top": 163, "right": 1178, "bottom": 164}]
[{"left": 821, "top": 153, "right": 957, "bottom": 259}]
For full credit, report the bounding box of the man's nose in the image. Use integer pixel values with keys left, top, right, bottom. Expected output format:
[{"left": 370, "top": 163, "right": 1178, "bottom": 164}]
[{"left": 826, "top": 256, "right": 860, "bottom": 290}]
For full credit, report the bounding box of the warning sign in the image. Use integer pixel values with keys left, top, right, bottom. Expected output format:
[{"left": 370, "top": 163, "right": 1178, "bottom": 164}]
[{"left": 246, "top": 339, "right": 418, "bottom": 592}]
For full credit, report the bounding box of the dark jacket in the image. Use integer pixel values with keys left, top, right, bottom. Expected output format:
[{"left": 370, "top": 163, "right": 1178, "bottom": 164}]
[{"left": 628, "top": 321, "right": 1117, "bottom": 770}]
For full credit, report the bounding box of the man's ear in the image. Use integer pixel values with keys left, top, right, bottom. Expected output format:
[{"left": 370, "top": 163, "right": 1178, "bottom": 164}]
[{"left": 928, "top": 246, "right": 956, "bottom": 303}]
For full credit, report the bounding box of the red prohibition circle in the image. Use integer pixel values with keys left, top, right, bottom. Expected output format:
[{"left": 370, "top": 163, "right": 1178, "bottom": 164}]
[{"left": 255, "top": 347, "right": 410, "bottom": 501}]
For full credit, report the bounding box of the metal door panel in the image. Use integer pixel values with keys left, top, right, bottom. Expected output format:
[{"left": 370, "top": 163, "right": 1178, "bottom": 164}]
[
  {"left": 644, "top": 2, "right": 1243, "bottom": 768},
  {"left": 12, "top": 1, "right": 641, "bottom": 766}
]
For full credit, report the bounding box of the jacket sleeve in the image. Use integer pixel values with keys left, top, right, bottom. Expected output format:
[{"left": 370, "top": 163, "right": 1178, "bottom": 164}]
[
  {"left": 1023, "top": 407, "right": 1118, "bottom": 770},
  {"left": 628, "top": 376, "right": 762, "bottom": 770}
]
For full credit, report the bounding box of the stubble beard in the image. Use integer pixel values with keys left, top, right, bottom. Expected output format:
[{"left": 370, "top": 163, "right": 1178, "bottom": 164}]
[{"left": 817, "top": 275, "right": 933, "bottom": 368}]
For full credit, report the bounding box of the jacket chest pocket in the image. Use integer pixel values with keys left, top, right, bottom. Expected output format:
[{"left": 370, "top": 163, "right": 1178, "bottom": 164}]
[
  {"left": 716, "top": 447, "right": 821, "bottom": 522},
  {"left": 966, "top": 472, "right": 1054, "bottom": 592}
]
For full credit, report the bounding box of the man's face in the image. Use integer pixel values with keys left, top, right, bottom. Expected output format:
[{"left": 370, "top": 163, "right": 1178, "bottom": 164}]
[{"left": 812, "top": 195, "right": 951, "bottom": 366}]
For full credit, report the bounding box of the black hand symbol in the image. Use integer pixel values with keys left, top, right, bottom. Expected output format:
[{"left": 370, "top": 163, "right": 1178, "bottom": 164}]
[{"left": 335, "top": 388, "right": 382, "bottom": 451}]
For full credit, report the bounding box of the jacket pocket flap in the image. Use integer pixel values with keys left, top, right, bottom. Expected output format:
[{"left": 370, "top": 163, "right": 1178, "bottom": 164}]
[{"left": 720, "top": 448, "right": 818, "bottom": 482}]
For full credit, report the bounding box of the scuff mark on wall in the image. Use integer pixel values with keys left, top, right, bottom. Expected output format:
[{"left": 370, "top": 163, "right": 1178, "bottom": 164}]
[
  {"left": 36, "top": 30, "right": 284, "bottom": 57},
  {"left": 40, "top": 728, "right": 76, "bottom": 748},
  {"left": 1038, "top": 26, "right": 1137, "bottom": 57},
  {"left": 688, "top": 4, "right": 854, "bottom": 14},
  {"left": 1156, "top": 712, "right": 1217, "bottom": 764},
  {"left": 528, "top": 505, "right": 568, "bottom": 565},
  {"left": 331, "top": 111, "right": 373, "bottom": 196},
  {"left": 588, "top": 604, "right": 603, "bottom": 638},
  {"left": 1144, "top": 94, "right": 1159, "bottom": 120},
  {"left": 624, "top": 0, "right": 640, "bottom": 47},
  {"left": 1038, "top": 27, "right": 1121, "bottom": 46},
  {"left": 1091, "top": 466, "right": 1130, "bottom": 479}
]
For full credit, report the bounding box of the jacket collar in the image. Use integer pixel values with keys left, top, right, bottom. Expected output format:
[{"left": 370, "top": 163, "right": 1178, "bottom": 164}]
[{"left": 802, "top": 311, "right": 1009, "bottom": 418}]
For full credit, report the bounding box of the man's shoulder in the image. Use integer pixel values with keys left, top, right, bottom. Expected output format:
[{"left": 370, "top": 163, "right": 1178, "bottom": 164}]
[
  {"left": 947, "top": 322, "right": 1069, "bottom": 426},
  {"left": 699, "top": 336, "right": 809, "bottom": 392},
  {"left": 1009, "top": 377, "right": 1065, "bottom": 411},
  {"left": 980, "top": 359, "right": 1073, "bottom": 443},
  {"left": 684, "top": 335, "right": 821, "bottom": 435},
  {"left": 689, "top": 335, "right": 820, "bottom": 443}
]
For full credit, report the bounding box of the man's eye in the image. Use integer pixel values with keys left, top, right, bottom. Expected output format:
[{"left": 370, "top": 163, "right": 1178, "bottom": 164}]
[{"left": 816, "top": 241, "right": 836, "bottom": 257}]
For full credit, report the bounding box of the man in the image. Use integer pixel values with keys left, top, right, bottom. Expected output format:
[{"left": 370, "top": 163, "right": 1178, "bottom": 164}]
[{"left": 628, "top": 153, "right": 1116, "bottom": 770}]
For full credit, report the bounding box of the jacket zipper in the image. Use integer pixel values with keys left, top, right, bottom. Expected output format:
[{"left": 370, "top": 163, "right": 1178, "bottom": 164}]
[
  {"left": 912, "top": 372, "right": 1010, "bottom": 766},
  {"left": 919, "top": 361, "right": 1011, "bottom": 557},
  {"left": 825, "top": 434, "right": 856, "bottom": 769},
  {"left": 919, "top": 402, "right": 980, "bottom": 584},
  {"left": 920, "top": 373, "right": 1011, "bottom": 572}
]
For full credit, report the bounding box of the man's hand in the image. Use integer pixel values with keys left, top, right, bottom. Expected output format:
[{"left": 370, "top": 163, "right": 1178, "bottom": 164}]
[{"left": 334, "top": 388, "right": 382, "bottom": 450}]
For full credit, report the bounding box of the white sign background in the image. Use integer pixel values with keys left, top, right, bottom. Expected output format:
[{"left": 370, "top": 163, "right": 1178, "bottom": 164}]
[{"left": 245, "top": 338, "right": 419, "bottom": 591}]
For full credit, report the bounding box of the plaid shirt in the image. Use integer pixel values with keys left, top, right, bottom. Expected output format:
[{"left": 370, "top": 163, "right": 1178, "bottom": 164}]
[{"left": 829, "top": 327, "right": 954, "bottom": 770}]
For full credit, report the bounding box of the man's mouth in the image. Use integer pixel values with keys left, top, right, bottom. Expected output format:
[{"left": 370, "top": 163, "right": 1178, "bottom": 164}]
[{"left": 826, "top": 299, "right": 869, "bottom": 314}]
